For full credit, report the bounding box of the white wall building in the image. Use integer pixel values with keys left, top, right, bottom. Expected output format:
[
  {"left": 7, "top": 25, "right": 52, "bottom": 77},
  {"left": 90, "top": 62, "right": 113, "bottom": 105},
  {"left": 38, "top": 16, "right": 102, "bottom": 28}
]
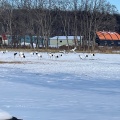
[{"left": 49, "top": 36, "right": 83, "bottom": 48}]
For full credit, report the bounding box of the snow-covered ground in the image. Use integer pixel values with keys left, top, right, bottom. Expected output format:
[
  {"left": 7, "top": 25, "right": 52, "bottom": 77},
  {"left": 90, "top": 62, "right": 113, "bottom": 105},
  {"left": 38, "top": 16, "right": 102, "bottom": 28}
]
[{"left": 0, "top": 50, "right": 120, "bottom": 120}]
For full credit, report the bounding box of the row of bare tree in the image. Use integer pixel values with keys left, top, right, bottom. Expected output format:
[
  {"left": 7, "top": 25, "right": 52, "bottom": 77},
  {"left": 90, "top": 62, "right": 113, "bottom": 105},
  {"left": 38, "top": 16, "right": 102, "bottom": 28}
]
[{"left": 0, "top": 0, "right": 119, "bottom": 50}]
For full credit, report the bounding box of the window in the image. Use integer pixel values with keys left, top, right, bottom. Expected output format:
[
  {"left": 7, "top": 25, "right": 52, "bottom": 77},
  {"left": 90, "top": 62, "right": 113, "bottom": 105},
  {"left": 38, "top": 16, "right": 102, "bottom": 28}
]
[
  {"left": 118, "top": 42, "right": 120, "bottom": 45},
  {"left": 111, "top": 41, "right": 114, "bottom": 45},
  {"left": 105, "top": 41, "right": 107, "bottom": 46}
]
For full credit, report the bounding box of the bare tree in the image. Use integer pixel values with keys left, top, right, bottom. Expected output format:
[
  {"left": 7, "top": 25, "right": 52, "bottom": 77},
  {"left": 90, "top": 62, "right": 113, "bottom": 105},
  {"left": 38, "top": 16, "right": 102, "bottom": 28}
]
[
  {"left": 76, "top": 0, "right": 117, "bottom": 51},
  {"left": 57, "top": 0, "right": 74, "bottom": 49},
  {"left": 32, "top": 0, "right": 57, "bottom": 49}
]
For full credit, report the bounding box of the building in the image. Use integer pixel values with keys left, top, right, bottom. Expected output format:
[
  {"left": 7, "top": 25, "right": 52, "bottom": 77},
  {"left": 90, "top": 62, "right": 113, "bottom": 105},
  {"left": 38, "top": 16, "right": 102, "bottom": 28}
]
[
  {"left": 96, "top": 31, "right": 120, "bottom": 46},
  {"left": 0, "top": 34, "right": 8, "bottom": 45},
  {"left": 49, "top": 36, "right": 83, "bottom": 48}
]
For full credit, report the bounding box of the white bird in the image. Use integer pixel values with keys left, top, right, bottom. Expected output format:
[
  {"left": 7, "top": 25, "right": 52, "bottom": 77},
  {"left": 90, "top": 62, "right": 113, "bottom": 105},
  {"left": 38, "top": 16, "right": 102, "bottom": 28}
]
[
  {"left": 59, "top": 53, "right": 62, "bottom": 57},
  {"left": 37, "top": 53, "right": 42, "bottom": 59},
  {"left": 79, "top": 54, "right": 83, "bottom": 59},
  {"left": 79, "top": 53, "right": 89, "bottom": 60},
  {"left": 90, "top": 53, "right": 95, "bottom": 59},
  {"left": 54, "top": 54, "right": 59, "bottom": 59},
  {"left": 48, "top": 52, "right": 54, "bottom": 59},
  {"left": 30, "top": 52, "right": 34, "bottom": 56},
  {"left": 91, "top": 53, "right": 95, "bottom": 57},
  {"left": 1, "top": 50, "right": 7, "bottom": 54},
  {"left": 20, "top": 54, "right": 25, "bottom": 59},
  {"left": 35, "top": 51, "right": 38, "bottom": 55},
  {"left": 70, "top": 47, "right": 77, "bottom": 53},
  {"left": 19, "top": 52, "right": 25, "bottom": 59},
  {"left": 19, "top": 52, "right": 24, "bottom": 56}
]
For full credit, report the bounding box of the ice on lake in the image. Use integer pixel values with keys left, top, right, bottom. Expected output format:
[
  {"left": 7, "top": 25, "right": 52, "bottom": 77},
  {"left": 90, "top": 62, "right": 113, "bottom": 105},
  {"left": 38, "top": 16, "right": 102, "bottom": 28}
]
[{"left": 0, "top": 51, "right": 120, "bottom": 120}]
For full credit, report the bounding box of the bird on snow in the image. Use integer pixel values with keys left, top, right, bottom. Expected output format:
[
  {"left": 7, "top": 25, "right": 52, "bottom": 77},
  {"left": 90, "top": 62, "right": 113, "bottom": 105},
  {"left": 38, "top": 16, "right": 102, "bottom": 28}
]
[{"left": 14, "top": 52, "right": 17, "bottom": 58}]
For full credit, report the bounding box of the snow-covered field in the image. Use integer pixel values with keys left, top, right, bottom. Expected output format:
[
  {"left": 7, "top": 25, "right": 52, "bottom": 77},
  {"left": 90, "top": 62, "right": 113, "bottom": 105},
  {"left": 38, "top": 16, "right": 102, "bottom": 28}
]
[{"left": 0, "top": 50, "right": 120, "bottom": 120}]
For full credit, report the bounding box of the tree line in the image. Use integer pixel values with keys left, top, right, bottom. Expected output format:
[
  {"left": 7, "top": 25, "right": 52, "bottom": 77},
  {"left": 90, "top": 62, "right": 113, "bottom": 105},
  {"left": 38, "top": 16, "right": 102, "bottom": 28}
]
[{"left": 0, "top": 0, "right": 120, "bottom": 51}]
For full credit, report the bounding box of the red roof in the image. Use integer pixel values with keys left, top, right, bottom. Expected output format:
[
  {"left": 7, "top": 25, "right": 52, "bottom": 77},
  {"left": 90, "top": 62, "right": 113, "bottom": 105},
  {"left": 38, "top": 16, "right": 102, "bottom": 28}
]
[
  {"left": 96, "top": 31, "right": 120, "bottom": 40},
  {"left": 2, "top": 34, "right": 7, "bottom": 40}
]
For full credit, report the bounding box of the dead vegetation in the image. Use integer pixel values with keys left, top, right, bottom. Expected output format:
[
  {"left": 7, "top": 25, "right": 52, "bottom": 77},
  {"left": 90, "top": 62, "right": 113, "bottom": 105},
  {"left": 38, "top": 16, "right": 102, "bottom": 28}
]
[{"left": 0, "top": 61, "right": 28, "bottom": 64}]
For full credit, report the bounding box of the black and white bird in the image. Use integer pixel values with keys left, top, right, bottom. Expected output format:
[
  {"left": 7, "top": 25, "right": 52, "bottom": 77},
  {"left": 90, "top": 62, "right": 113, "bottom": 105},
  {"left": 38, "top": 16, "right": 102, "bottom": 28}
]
[
  {"left": 54, "top": 54, "right": 59, "bottom": 59},
  {"left": 14, "top": 52, "right": 17, "bottom": 58},
  {"left": 79, "top": 54, "right": 89, "bottom": 60},
  {"left": 37, "top": 53, "right": 42, "bottom": 59},
  {"left": 91, "top": 53, "right": 95, "bottom": 57},
  {"left": 30, "top": 52, "right": 34, "bottom": 56},
  {"left": 19, "top": 52, "right": 25, "bottom": 59},
  {"left": 79, "top": 54, "right": 83, "bottom": 59},
  {"left": 90, "top": 53, "right": 95, "bottom": 59},
  {"left": 48, "top": 52, "right": 54, "bottom": 59},
  {"left": 35, "top": 51, "right": 38, "bottom": 55},
  {"left": 0, "top": 109, "right": 22, "bottom": 120},
  {"left": 1, "top": 50, "right": 8, "bottom": 54}
]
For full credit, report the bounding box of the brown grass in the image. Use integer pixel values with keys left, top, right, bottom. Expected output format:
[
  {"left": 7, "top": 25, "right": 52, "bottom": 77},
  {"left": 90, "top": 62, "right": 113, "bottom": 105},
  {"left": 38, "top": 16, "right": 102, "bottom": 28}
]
[
  {"left": 0, "top": 46, "right": 120, "bottom": 54},
  {"left": 0, "top": 61, "right": 28, "bottom": 64},
  {"left": 0, "top": 48, "right": 60, "bottom": 53}
]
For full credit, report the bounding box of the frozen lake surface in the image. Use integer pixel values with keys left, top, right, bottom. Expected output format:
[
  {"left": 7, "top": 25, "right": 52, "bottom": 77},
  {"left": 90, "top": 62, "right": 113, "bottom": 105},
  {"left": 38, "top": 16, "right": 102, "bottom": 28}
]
[{"left": 0, "top": 51, "right": 120, "bottom": 120}]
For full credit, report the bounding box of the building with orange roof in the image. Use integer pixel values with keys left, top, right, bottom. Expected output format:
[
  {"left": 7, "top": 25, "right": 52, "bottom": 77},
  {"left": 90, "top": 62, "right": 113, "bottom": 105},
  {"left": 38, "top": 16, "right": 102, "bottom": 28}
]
[{"left": 96, "top": 31, "right": 120, "bottom": 46}]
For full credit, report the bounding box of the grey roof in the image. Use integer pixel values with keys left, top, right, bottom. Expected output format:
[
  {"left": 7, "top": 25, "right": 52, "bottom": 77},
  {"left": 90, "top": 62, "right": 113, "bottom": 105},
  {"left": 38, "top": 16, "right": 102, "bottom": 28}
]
[{"left": 50, "top": 36, "right": 83, "bottom": 40}]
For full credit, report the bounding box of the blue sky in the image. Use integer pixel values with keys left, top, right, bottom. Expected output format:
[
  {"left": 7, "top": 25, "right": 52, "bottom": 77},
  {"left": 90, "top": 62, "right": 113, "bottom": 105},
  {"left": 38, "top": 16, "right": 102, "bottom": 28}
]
[{"left": 108, "top": 0, "right": 120, "bottom": 13}]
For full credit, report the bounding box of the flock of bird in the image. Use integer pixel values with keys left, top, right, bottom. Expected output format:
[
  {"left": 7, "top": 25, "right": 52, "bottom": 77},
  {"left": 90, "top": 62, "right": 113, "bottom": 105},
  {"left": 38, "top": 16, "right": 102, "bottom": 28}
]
[
  {"left": 0, "top": 47, "right": 95, "bottom": 61},
  {"left": 13, "top": 51, "right": 43, "bottom": 60}
]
